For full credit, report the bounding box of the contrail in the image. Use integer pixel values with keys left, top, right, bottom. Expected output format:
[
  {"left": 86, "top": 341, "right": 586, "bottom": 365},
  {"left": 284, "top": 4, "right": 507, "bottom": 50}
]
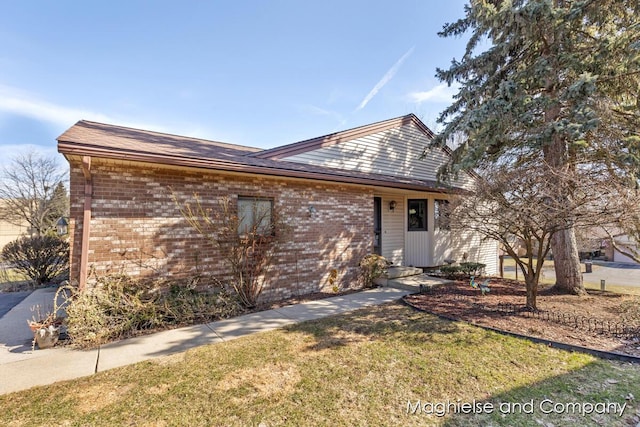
[{"left": 355, "top": 46, "right": 415, "bottom": 112}]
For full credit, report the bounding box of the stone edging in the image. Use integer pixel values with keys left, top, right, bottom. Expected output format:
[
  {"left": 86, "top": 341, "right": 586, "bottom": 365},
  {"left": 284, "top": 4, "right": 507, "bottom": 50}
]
[{"left": 401, "top": 296, "right": 640, "bottom": 365}]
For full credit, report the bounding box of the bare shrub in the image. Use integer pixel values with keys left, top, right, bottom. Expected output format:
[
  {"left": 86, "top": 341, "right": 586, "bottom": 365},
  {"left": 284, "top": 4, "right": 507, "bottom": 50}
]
[
  {"left": 358, "top": 254, "right": 390, "bottom": 288},
  {"left": 1, "top": 236, "right": 69, "bottom": 286},
  {"left": 64, "top": 275, "right": 243, "bottom": 348},
  {"left": 176, "top": 195, "right": 291, "bottom": 308}
]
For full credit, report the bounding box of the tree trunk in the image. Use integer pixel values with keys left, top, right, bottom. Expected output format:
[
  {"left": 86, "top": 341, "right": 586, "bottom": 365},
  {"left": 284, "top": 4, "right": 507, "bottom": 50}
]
[
  {"left": 525, "top": 275, "right": 538, "bottom": 310},
  {"left": 551, "top": 227, "right": 586, "bottom": 294},
  {"left": 542, "top": 102, "right": 586, "bottom": 295}
]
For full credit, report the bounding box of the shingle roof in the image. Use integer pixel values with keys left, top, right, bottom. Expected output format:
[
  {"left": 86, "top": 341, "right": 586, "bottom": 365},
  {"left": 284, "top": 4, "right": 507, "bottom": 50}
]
[{"left": 57, "top": 117, "right": 460, "bottom": 193}]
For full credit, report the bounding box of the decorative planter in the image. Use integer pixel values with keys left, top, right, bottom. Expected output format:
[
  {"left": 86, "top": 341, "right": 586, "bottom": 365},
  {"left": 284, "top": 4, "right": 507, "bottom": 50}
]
[
  {"left": 33, "top": 325, "right": 60, "bottom": 349},
  {"left": 28, "top": 320, "right": 63, "bottom": 349}
]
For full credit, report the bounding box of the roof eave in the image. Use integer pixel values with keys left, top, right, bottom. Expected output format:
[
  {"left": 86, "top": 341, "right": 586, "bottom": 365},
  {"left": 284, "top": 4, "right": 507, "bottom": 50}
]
[{"left": 58, "top": 142, "right": 460, "bottom": 194}]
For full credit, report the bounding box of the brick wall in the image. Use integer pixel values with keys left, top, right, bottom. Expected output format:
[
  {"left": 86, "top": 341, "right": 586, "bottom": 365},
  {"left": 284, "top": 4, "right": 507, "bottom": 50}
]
[{"left": 68, "top": 158, "right": 374, "bottom": 301}]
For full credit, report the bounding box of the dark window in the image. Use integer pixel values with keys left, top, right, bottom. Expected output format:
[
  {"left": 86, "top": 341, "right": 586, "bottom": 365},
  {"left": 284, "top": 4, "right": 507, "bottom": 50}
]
[
  {"left": 373, "top": 197, "right": 382, "bottom": 255},
  {"left": 408, "top": 199, "right": 427, "bottom": 231},
  {"left": 237, "top": 197, "right": 273, "bottom": 235},
  {"left": 435, "top": 199, "right": 451, "bottom": 230}
]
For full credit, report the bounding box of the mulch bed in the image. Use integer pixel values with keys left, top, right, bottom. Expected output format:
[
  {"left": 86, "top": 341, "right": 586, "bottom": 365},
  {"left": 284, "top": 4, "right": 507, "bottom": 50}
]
[{"left": 404, "top": 278, "right": 640, "bottom": 357}]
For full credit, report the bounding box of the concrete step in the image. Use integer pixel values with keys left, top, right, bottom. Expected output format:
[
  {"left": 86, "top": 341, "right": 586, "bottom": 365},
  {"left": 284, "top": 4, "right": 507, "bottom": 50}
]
[
  {"left": 373, "top": 266, "right": 424, "bottom": 286},
  {"left": 387, "top": 266, "right": 424, "bottom": 279},
  {"left": 385, "top": 274, "right": 452, "bottom": 293}
]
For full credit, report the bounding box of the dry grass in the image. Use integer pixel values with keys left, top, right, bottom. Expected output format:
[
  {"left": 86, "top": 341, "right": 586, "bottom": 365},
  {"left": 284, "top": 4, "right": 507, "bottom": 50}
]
[{"left": 0, "top": 302, "right": 639, "bottom": 426}]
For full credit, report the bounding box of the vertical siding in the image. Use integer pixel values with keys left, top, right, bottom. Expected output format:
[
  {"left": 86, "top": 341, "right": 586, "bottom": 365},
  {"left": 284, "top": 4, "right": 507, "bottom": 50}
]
[
  {"left": 443, "top": 230, "right": 499, "bottom": 275},
  {"left": 405, "top": 230, "right": 430, "bottom": 267},
  {"left": 378, "top": 193, "right": 404, "bottom": 265}
]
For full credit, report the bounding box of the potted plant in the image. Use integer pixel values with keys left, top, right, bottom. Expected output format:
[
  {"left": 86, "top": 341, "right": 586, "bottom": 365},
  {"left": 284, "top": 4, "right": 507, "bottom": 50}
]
[
  {"left": 28, "top": 307, "right": 64, "bottom": 350},
  {"left": 27, "top": 286, "right": 69, "bottom": 350}
]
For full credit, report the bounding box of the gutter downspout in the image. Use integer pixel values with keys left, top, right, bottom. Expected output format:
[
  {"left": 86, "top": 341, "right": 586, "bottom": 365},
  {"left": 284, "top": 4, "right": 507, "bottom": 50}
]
[{"left": 79, "top": 156, "right": 92, "bottom": 291}]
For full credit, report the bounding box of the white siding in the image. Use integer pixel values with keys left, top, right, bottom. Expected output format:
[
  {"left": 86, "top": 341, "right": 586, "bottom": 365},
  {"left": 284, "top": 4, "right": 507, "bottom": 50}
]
[
  {"left": 406, "top": 231, "right": 430, "bottom": 267},
  {"left": 614, "top": 247, "right": 639, "bottom": 264},
  {"left": 378, "top": 193, "right": 404, "bottom": 265},
  {"left": 441, "top": 230, "right": 499, "bottom": 275},
  {"left": 613, "top": 235, "right": 640, "bottom": 264},
  {"left": 282, "top": 124, "right": 475, "bottom": 190}
]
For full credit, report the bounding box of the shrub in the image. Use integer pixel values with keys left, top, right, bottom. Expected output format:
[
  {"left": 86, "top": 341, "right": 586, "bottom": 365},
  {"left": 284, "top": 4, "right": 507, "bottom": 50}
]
[
  {"left": 438, "top": 265, "right": 464, "bottom": 279},
  {"left": 359, "top": 254, "right": 390, "bottom": 288},
  {"left": 64, "top": 274, "right": 243, "bottom": 348},
  {"left": 459, "top": 262, "right": 486, "bottom": 277},
  {"left": 437, "top": 262, "right": 486, "bottom": 279},
  {"left": 1, "top": 236, "right": 69, "bottom": 286},
  {"left": 176, "top": 195, "right": 291, "bottom": 308}
]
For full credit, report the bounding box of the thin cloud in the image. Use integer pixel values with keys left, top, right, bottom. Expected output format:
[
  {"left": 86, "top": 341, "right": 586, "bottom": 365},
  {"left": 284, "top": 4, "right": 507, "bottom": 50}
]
[
  {"left": 300, "top": 104, "right": 346, "bottom": 126},
  {"left": 355, "top": 46, "right": 415, "bottom": 112},
  {"left": 409, "top": 83, "right": 459, "bottom": 104},
  {"left": 0, "top": 85, "right": 111, "bottom": 127},
  {"left": 0, "top": 84, "right": 171, "bottom": 133}
]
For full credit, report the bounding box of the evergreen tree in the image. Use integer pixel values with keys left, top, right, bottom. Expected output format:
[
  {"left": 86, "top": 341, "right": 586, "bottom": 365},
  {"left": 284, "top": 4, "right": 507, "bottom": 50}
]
[{"left": 433, "top": 0, "right": 640, "bottom": 294}]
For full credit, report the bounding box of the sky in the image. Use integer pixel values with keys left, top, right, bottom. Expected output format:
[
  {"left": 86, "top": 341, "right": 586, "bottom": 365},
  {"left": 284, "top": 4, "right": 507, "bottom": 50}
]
[{"left": 0, "top": 1, "right": 470, "bottom": 169}]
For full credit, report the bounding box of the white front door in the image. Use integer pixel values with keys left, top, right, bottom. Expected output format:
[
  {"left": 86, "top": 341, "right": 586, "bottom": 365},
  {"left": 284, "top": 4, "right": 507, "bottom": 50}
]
[{"left": 405, "top": 198, "right": 430, "bottom": 267}]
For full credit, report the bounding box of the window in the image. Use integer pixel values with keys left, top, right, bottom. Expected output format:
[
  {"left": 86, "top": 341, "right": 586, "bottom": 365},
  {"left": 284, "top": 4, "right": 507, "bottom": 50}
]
[
  {"left": 237, "top": 197, "right": 273, "bottom": 235},
  {"left": 435, "top": 199, "right": 451, "bottom": 230},
  {"left": 407, "top": 199, "right": 427, "bottom": 231}
]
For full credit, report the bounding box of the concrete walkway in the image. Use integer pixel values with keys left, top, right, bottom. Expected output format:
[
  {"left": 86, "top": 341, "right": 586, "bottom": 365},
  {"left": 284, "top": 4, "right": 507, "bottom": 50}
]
[{"left": 0, "top": 286, "right": 410, "bottom": 395}]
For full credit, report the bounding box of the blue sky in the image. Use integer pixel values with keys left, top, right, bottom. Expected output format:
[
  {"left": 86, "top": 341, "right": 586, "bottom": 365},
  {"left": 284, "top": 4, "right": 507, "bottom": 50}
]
[{"left": 0, "top": 1, "right": 469, "bottom": 167}]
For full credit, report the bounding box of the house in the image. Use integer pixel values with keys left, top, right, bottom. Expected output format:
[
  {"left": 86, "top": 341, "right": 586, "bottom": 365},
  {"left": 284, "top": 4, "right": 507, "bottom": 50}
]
[
  {"left": 57, "top": 114, "right": 498, "bottom": 300},
  {"left": 0, "top": 200, "right": 29, "bottom": 250},
  {"left": 607, "top": 233, "right": 639, "bottom": 264}
]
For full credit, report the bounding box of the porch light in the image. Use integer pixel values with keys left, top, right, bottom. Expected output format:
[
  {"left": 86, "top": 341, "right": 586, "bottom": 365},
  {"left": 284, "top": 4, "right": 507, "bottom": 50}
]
[
  {"left": 56, "top": 217, "right": 69, "bottom": 236},
  {"left": 389, "top": 200, "right": 397, "bottom": 212},
  {"left": 308, "top": 205, "right": 317, "bottom": 217}
]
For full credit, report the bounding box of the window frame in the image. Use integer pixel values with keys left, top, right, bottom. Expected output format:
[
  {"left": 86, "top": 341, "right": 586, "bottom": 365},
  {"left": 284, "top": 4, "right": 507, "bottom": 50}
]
[
  {"left": 407, "top": 199, "right": 428, "bottom": 232},
  {"left": 237, "top": 196, "right": 274, "bottom": 236},
  {"left": 434, "top": 199, "right": 451, "bottom": 231}
]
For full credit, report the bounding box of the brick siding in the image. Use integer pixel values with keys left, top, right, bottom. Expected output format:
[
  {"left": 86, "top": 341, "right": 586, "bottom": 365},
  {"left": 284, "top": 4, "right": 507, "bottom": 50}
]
[{"left": 69, "top": 158, "right": 374, "bottom": 301}]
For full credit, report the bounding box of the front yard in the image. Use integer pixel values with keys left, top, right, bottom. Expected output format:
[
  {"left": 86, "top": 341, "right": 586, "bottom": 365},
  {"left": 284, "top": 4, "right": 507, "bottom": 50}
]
[{"left": 1, "top": 302, "right": 639, "bottom": 426}]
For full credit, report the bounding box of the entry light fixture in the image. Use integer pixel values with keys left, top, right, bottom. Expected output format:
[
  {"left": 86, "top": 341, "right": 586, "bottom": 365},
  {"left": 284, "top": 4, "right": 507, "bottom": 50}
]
[
  {"left": 308, "top": 205, "right": 317, "bottom": 217},
  {"left": 389, "top": 200, "right": 397, "bottom": 212}
]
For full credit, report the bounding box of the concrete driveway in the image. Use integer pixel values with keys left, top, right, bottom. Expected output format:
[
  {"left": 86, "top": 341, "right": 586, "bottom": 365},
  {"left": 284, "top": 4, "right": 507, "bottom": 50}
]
[
  {"left": 0, "top": 291, "right": 31, "bottom": 318},
  {"left": 583, "top": 261, "right": 640, "bottom": 288},
  {"left": 504, "top": 260, "right": 640, "bottom": 288}
]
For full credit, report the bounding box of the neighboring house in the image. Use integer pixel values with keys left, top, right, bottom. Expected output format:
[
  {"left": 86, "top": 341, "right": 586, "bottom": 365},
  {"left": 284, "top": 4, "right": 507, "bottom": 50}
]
[
  {"left": 57, "top": 114, "right": 498, "bottom": 300},
  {"left": 0, "top": 200, "right": 29, "bottom": 251},
  {"left": 577, "top": 227, "right": 639, "bottom": 264},
  {"left": 609, "top": 233, "right": 639, "bottom": 264}
]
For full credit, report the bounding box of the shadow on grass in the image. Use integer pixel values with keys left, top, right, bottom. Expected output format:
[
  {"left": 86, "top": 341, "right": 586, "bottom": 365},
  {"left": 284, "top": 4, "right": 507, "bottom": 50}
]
[{"left": 283, "top": 301, "right": 462, "bottom": 351}]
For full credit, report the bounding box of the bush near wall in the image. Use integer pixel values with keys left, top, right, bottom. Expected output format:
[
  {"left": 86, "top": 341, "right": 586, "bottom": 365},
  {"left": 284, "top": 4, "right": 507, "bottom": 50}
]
[
  {"left": 64, "top": 274, "right": 244, "bottom": 348},
  {"left": 438, "top": 262, "right": 486, "bottom": 279}
]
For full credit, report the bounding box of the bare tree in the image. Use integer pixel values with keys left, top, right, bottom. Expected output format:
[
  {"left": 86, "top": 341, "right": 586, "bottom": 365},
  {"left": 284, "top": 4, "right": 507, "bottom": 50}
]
[
  {"left": 175, "top": 194, "right": 290, "bottom": 307},
  {"left": 452, "top": 157, "right": 629, "bottom": 310},
  {"left": 0, "top": 152, "right": 68, "bottom": 236}
]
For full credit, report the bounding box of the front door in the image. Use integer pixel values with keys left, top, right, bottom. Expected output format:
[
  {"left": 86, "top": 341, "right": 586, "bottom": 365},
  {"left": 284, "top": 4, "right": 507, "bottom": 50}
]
[
  {"left": 373, "top": 197, "right": 382, "bottom": 255},
  {"left": 405, "top": 198, "right": 430, "bottom": 266}
]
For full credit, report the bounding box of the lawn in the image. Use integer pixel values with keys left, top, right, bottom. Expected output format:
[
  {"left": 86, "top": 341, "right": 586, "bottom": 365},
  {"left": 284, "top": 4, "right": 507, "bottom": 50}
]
[{"left": 1, "top": 302, "right": 638, "bottom": 426}]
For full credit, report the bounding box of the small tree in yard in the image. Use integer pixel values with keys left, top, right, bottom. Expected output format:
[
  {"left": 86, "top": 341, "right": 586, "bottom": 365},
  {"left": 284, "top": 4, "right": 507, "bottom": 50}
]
[
  {"left": 452, "top": 159, "right": 623, "bottom": 310},
  {"left": 176, "top": 195, "right": 290, "bottom": 308},
  {"left": 1, "top": 236, "right": 69, "bottom": 286}
]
